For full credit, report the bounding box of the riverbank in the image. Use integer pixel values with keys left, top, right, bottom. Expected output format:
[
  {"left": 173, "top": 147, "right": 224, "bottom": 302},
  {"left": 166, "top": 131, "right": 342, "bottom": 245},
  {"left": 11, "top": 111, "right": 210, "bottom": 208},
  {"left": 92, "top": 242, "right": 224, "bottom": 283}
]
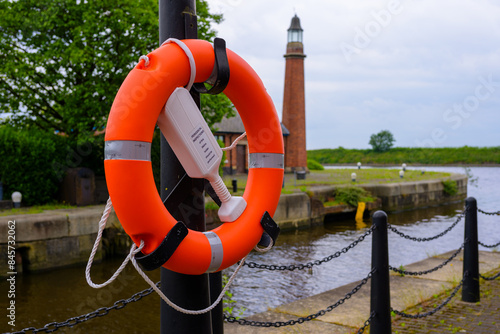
[
  {"left": 0, "top": 175, "right": 467, "bottom": 275},
  {"left": 308, "top": 146, "right": 500, "bottom": 165},
  {"left": 324, "top": 163, "right": 500, "bottom": 167},
  {"left": 224, "top": 250, "right": 500, "bottom": 333}
]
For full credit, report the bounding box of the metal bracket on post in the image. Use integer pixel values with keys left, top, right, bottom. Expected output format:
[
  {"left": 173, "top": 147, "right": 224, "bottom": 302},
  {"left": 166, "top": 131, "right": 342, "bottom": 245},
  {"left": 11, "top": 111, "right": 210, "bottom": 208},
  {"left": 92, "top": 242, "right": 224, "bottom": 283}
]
[
  {"left": 204, "top": 181, "right": 222, "bottom": 207},
  {"left": 194, "top": 37, "right": 230, "bottom": 95},
  {"left": 162, "top": 173, "right": 191, "bottom": 212},
  {"left": 258, "top": 211, "right": 280, "bottom": 248},
  {"left": 135, "top": 222, "right": 188, "bottom": 271}
]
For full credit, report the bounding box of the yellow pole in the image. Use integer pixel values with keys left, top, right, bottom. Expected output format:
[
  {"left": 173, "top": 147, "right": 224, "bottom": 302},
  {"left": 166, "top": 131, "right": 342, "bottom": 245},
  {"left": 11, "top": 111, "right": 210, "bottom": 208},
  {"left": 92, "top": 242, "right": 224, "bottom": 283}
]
[{"left": 355, "top": 202, "right": 367, "bottom": 228}]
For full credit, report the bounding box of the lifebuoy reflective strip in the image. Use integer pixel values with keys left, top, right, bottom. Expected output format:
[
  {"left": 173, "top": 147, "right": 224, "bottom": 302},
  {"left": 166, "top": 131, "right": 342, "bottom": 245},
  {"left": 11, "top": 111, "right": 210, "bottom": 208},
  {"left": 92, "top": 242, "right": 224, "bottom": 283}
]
[{"left": 104, "top": 39, "right": 284, "bottom": 275}]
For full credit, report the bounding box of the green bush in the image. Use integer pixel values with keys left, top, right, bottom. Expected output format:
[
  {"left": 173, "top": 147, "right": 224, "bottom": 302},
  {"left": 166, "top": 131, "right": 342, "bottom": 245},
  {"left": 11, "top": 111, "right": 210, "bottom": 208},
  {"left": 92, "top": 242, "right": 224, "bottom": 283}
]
[
  {"left": 307, "top": 159, "right": 324, "bottom": 170},
  {"left": 0, "top": 126, "right": 66, "bottom": 205},
  {"left": 335, "top": 186, "right": 371, "bottom": 207},
  {"left": 0, "top": 125, "right": 106, "bottom": 205},
  {"left": 442, "top": 179, "right": 458, "bottom": 196}
]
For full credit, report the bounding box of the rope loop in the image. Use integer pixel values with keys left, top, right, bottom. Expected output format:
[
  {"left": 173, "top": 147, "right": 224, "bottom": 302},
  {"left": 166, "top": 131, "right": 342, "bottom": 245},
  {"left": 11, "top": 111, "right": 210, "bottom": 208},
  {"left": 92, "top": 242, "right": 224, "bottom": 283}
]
[
  {"left": 138, "top": 55, "right": 150, "bottom": 67},
  {"left": 85, "top": 198, "right": 246, "bottom": 316},
  {"left": 161, "top": 38, "right": 196, "bottom": 90}
]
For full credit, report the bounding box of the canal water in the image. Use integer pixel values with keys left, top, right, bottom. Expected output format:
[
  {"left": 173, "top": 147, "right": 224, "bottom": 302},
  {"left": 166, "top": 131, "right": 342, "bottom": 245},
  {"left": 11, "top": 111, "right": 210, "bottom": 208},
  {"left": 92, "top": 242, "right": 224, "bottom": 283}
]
[{"left": 1, "top": 167, "right": 499, "bottom": 333}]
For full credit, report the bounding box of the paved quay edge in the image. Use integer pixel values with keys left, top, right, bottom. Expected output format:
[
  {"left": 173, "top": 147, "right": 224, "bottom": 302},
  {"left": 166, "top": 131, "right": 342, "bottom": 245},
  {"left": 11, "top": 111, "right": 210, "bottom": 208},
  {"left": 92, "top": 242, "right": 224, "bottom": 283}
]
[{"left": 224, "top": 250, "right": 500, "bottom": 334}]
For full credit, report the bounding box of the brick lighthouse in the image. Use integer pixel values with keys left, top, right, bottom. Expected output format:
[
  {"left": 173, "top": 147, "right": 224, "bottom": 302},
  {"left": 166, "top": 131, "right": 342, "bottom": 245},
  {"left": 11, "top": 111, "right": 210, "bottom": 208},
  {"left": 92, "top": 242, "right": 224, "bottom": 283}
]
[{"left": 282, "top": 14, "right": 307, "bottom": 172}]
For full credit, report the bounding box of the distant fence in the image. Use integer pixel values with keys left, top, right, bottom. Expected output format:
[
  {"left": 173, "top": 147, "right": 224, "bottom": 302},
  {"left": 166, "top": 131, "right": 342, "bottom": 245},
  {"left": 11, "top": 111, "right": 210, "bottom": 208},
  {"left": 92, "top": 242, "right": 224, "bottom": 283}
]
[{"left": 4, "top": 197, "right": 499, "bottom": 334}]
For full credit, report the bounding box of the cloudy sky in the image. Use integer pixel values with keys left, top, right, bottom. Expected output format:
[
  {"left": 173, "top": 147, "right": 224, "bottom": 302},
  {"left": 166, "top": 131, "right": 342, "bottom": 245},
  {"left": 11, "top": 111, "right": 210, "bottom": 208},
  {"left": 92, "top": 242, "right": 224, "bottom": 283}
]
[{"left": 205, "top": 0, "right": 500, "bottom": 149}]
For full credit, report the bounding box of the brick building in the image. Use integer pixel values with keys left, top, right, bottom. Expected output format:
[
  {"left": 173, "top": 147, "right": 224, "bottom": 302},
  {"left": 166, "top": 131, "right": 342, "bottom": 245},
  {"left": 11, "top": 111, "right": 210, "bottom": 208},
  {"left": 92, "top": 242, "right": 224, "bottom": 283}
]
[
  {"left": 282, "top": 14, "right": 307, "bottom": 172},
  {"left": 214, "top": 113, "right": 289, "bottom": 175},
  {"left": 214, "top": 14, "right": 306, "bottom": 174}
]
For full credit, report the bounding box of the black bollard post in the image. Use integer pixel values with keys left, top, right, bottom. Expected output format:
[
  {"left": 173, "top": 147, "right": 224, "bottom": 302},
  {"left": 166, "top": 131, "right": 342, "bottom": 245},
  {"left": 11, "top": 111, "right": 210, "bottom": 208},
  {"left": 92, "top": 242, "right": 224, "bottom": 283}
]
[
  {"left": 159, "top": 1, "right": 214, "bottom": 333},
  {"left": 209, "top": 272, "right": 223, "bottom": 334},
  {"left": 462, "top": 197, "right": 480, "bottom": 303},
  {"left": 232, "top": 179, "right": 237, "bottom": 193},
  {"left": 370, "top": 210, "right": 392, "bottom": 334}
]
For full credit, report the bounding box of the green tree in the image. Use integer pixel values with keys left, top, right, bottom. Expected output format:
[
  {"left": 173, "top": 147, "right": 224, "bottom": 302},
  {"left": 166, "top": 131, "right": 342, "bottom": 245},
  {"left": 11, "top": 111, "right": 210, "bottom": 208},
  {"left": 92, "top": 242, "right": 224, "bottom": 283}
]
[
  {"left": 0, "top": 0, "right": 233, "bottom": 140},
  {"left": 0, "top": 0, "right": 235, "bottom": 205},
  {"left": 369, "top": 130, "right": 395, "bottom": 152}
]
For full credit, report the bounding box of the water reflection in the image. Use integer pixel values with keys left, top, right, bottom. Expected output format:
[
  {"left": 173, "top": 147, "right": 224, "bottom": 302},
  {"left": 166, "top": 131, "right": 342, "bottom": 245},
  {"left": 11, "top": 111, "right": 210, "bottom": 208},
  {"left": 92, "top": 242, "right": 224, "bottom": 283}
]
[{"left": 387, "top": 202, "right": 464, "bottom": 226}]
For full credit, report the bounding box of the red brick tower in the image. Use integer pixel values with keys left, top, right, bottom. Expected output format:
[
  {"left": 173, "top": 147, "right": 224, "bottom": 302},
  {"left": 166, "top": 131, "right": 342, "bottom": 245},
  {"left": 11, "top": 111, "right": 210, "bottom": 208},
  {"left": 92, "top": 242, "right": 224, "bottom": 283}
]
[{"left": 282, "top": 14, "right": 307, "bottom": 172}]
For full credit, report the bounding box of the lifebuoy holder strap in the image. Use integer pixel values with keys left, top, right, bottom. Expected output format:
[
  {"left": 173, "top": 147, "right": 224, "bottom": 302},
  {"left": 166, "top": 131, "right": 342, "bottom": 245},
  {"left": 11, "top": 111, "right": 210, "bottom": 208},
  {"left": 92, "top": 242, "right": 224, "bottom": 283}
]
[
  {"left": 134, "top": 221, "right": 188, "bottom": 271},
  {"left": 258, "top": 211, "right": 281, "bottom": 248},
  {"left": 193, "top": 37, "right": 230, "bottom": 95}
]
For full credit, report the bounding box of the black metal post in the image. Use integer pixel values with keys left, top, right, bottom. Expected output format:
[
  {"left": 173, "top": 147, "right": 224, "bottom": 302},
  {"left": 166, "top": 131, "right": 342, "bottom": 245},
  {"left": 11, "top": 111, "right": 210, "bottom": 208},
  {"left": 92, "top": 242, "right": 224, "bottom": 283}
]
[
  {"left": 462, "top": 197, "right": 480, "bottom": 303},
  {"left": 209, "top": 271, "right": 224, "bottom": 334},
  {"left": 231, "top": 179, "right": 237, "bottom": 193},
  {"left": 159, "top": 1, "right": 214, "bottom": 333},
  {"left": 370, "top": 210, "right": 392, "bottom": 334}
]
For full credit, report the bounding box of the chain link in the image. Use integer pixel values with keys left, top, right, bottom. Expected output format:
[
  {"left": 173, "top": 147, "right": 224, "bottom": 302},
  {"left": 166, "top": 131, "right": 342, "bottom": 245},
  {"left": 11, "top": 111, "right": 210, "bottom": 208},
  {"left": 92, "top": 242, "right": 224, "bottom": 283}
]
[
  {"left": 478, "top": 208, "right": 500, "bottom": 216},
  {"left": 356, "top": 311, "right": 375, "bottom": 334},
  {"left": 477, "top": 205, "right": 500, "bottom": 248},
  {"left": 388, "top": 210, "right": 464, "bottom": 242},
  {"left": 243, "top": 226, "right": 375, "bottom": 271},
  {"left": 5, "top": 282, "right": 159, "bottom": 334},
  {"left": 389, "top": 242, "right": 465, "bottom": 276},
  {"left": 479, "top": 240, "right": 500, "bottom": 248},
  {"left": 5, "top": 203, "right": 497, "bottom": 333},
  {"left": 225, "top": 269, "right": 374, "bottom": 327},
  {"left": 391, "top": 276, "right": 464, "bottom": 319},
  {"left": 480, "top": 270, "right": 500, "bottom": 281}
]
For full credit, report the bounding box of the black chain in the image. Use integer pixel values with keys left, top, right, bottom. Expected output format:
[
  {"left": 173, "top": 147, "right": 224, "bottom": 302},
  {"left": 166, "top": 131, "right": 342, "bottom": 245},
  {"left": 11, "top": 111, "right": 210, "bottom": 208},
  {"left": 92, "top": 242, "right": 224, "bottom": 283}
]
[
  {"left": 243, "top": 226, "right": 375, "bottom": 271},
  {"left": 391, "top": 277, "right": 464, "bottom": 319},
  {"left": 480, "top": 271, "right": 500, "bottom": 281},
  {"left": 225, "top": 269, "right": 374, "bottom": 327},
  {"left": 356, "top": 311, "right": 375, "bottom": 334},
  {"left": 4, "top": 282, "right": 160, "bottom": 334},
  {"left": 389, "top": 242, "right": 465, "bottom": 276},
  {"left": 478, "top": 240, "right": 500, "bottom": 248},
  {"left": 478, "top": 208, "right": 500, "bottom": 216},
  {"left": 388, "top": 210, "right": 464, "bottom": 242}
]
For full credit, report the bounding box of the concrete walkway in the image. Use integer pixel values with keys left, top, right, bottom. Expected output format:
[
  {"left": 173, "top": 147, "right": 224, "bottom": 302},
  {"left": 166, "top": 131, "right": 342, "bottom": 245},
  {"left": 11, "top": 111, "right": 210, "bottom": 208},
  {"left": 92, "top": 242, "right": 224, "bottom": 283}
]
[{"left": 224, "top": 250, "right": 500, "bottom": 334}]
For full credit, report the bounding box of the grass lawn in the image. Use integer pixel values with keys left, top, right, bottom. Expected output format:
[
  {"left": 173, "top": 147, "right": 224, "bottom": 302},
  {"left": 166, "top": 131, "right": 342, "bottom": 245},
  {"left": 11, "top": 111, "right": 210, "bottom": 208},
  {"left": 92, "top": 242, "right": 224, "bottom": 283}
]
[
  {"left": 1, "top": 169, "right": 454, "bottom": 215},
  {"left": 223, "top": 168, "right": 453, "bottom": 195},
  {"left": 0, "top": 203, "right": 76, "bottom": 216}
]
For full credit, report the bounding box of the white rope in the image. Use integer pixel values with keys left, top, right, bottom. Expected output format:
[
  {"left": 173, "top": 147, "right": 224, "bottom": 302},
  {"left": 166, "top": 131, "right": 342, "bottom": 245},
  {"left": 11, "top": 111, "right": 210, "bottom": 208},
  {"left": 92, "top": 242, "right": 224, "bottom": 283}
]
[
  {"left": 86, "top": 197, "right": 247, "bottom": 315},
  {"left": 130, "top": 248, "right": 248, "bottom": 315},
  {"left": 85, "top": 197, "right": 144, "bottom": 288},
  {"left": 138, "top": 55, "right": 150, "bottom": 67},
  {"left": 254, "top": 239, "right": 274, "bottom": 253},
  {"left": 222, "top": 132, "right": 246, "bottom": 151},
  {"left": 138, "top": 39, "right": 196, "bottom": 90},
  {"left": 161, "top": 38, "right": 196, "bottom": 91}
]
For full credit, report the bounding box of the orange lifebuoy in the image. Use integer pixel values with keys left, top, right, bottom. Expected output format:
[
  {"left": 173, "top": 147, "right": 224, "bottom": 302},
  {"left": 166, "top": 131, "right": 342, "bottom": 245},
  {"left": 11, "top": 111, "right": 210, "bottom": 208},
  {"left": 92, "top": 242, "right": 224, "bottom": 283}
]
[{"left": 104, "top": 39, "right": 284, "bottom": 275}]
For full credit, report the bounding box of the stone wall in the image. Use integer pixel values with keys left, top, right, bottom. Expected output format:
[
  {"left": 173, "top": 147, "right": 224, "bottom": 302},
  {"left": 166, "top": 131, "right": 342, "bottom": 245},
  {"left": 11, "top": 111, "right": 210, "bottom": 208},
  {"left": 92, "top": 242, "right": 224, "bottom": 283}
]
[
  {"left": 0, "top": 175, "right": 467, "bottom": 275},
  {"left": 0, "top": 206, "right": 130, "bottom": 275},
  {"left": 360, "top": 173, "right": 467, "bottom": 212}
]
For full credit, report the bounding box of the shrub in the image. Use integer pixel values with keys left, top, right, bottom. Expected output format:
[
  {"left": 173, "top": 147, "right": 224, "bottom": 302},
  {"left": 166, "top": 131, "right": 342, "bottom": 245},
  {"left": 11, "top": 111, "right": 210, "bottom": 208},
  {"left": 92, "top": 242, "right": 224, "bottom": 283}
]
[
  {"left": 442, "top": 179, "right": 458, "bottom": 196},
  {"left": 0, "top": 126, "right": 66, "bottom": 205},
  {"left": 335, "top": 186, "right": 371, "bottom": 207},
  {"left": 0, "top": 125, "right": 106, "bottom": 205},
  {"left": 307, "top": 159, "right": 324, "bottom": 170}
]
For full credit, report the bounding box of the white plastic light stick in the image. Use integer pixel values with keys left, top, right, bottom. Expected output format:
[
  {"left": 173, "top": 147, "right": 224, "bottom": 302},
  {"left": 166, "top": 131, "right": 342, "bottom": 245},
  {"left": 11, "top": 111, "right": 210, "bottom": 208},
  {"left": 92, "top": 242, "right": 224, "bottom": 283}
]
[{"left": 157, "top": 87, "right": 247, "bottom": 222}]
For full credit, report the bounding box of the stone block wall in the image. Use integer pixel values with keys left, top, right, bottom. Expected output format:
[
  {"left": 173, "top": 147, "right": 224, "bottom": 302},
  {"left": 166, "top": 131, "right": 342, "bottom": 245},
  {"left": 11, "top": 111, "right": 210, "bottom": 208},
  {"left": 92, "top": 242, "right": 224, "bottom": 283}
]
[{"left": 0, "top": 206, "right": 130, "bottom": 275}]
